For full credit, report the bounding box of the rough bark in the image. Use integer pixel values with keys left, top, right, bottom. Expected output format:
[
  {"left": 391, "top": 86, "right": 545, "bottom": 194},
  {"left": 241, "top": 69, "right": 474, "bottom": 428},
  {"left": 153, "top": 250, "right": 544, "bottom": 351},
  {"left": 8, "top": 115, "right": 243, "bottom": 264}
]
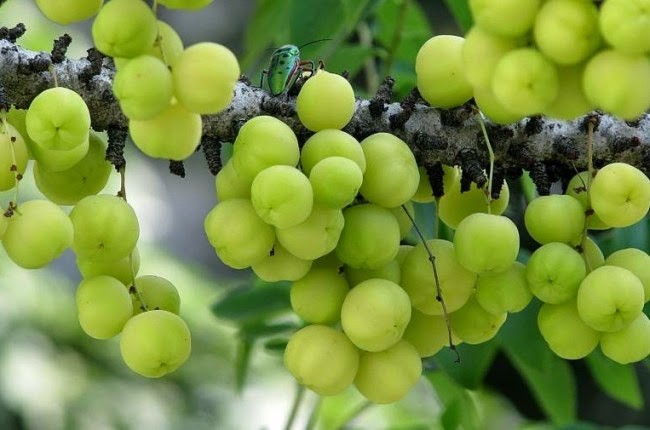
[{"left": 1, "top": 36, "right": 649, "bottom": 193}]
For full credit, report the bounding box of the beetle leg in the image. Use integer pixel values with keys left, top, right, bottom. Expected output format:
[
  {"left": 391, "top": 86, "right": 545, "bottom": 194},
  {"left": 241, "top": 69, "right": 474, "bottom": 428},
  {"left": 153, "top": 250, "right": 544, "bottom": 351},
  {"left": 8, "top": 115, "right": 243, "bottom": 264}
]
[{"left": 260, "top": 69, "right": 268, "bottom": 89}]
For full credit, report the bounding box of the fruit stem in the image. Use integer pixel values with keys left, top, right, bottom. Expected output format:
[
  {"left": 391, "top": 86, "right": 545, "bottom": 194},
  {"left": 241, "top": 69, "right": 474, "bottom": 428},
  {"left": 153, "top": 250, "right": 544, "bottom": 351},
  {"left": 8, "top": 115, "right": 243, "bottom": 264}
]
[
  {"left": 48, "top": 64, "right": 58, "bottom": 88},
  {"left": 118, "top": 166, "right": 148, "bottom": 311},
  {"left": 151, "top": 0, "right": 158, "bottom": 14},
  {"left": 283, "top": 383, "right": 306, "bottom": 430},
  {"left": 478, "top": 114, "right": 495, "bottom": 214},
  {"left": 401, "top": 204, "right": 460, "bottom": 363},
  {"left": 0, "top": 114, "right": 21, "bottom": 215},
  {"left": 576, "top": 119, "right": 597, "bottom": 269}
]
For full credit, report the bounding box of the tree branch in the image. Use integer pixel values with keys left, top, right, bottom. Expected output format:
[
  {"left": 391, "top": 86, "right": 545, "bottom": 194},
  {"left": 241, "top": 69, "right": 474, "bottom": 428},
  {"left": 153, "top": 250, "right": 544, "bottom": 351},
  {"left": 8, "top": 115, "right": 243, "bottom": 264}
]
[{"left": 1, "top": 36, "right": 649, "bottom": 190}]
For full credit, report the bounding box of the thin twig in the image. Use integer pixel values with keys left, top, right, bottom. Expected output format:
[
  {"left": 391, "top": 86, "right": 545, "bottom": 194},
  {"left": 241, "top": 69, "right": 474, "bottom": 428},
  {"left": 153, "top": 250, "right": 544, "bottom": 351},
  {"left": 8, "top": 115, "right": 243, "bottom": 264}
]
[
  {"left": 401, "top": 204, "right": 459, "bottom": 363},
  {"left": 478, "top": 114, "right": 495, "bottom": 213}
]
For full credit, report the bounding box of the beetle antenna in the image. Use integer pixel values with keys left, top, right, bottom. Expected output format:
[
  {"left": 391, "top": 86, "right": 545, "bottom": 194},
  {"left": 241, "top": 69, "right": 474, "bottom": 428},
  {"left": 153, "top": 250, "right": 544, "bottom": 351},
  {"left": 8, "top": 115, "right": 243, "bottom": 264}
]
[{"left": 298, "top": 38, "right": 332, "bottom": 50}]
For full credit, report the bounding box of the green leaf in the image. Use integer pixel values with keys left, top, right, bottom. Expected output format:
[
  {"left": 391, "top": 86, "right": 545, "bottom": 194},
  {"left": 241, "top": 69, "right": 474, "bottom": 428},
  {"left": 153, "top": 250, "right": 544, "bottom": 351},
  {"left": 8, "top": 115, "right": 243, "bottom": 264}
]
[
  {"left": 595, "top": 218, "right": 650, "bottom": 258},
  {"left": 412, "top": 201, "right": 436, "bottom": 241},
  {"left": 442, "top": 0, "right": 473, "bottom": 33},
  {"left": 427, "top": 371, "right": 480, "bottom": 430},
  {"left": 585, "top": 349, "right": 643, "bottom": 410},
  {"left": 374, "top": 0, "right": 432, "bottom": 87},
  {"left": 211, "top": 280, "right": 291, "bottom": 324},
  {"left": 240, "top": 321, "right": 298, "bottom": 340},
  {"left": 497, "top": 303, "right": 577, "bottom": 425},
  {"left": 242, "top": 0, "right": 292, "bottom": 71},
  {"left": 263, "top": 337, "right": 289, "bottom": 355},
  {"left": 234, "top": 338, "right": 253, "bottom": 392},
  {"left": 289, "top": 0, "right": 346, "bottom": 46},
  {"left": 323, "top": 44, "right": 376, "bottom": 77},
  {"left": 431, "top": 338, "right": 498, "bottom": 389}
]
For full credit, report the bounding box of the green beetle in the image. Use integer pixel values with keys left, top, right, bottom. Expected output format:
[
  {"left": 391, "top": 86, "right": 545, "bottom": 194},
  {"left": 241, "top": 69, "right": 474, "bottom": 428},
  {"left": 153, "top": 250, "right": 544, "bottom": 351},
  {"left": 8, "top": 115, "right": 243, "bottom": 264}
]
[{"left": 260, "top": 40, "right": 328, "bottom": 97}]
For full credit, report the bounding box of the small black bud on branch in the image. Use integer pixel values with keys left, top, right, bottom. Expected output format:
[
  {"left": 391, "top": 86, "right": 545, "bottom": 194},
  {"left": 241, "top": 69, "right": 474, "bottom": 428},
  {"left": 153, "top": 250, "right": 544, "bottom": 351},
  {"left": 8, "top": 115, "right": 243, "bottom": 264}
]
[
  {"left": 169, "top": 160, "right": 186, "bottom": 178},
  {"left": 106, "top": 125, "right": 128, "bottom": 171},
  {"left": 51, "top": 34, "right": 72, "bottom": 64}
]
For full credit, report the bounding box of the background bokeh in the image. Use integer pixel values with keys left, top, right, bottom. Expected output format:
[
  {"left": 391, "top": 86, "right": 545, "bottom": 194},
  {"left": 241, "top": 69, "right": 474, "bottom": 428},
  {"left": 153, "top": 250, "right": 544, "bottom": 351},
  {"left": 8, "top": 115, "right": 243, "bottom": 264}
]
[{"left": 1, "top": 1, "right": 650, "bottom": 429}]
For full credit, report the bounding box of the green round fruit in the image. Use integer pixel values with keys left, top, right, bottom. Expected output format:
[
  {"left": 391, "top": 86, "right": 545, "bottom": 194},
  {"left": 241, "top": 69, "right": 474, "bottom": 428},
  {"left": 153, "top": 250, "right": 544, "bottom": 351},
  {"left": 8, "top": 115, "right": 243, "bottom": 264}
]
[
  {"left": 354, "top": 340, "right": 422, "bottom": 404},
  {"left": 335, "top": 203, "right": 400, "bottom": 269},
  {"left": 150, "top": 20, "right": 184, "bottom": 66},
  {"left": 232, "top": 116, "right": 299, "bottom": 182},
  {"left": 359, "top": 133, "right": 419, "bottom": 208},
  {"left": 113, "top": 55, "right": 173, "bottom": 120},
  {"left": 475, "top": 261, "right": 532, "bottom": 314},
  {"left": 454, "top": 213, "right": 519, "bottom": 274},
  {"left": 526, "top": 242, "right": 586, "bottom": 304},
  {"left": 290, "top": 267, "right": 350, "bottom": 324},
  {"left": 462, "top": 26, "right": 519, "bottom": 89},
  {"left": 204, "top": 199, "right": 275, "bottom": 269},
  {"left": 2, "top": 199, "right": 73, "bottom": 269},
  {"left": 400, "top": 239, "right": 477, "bottom": 315},
  {"left": 35, "top": 0, "right": 103, "bottom": 24},
  {"left": 77, "top": 247, "right": 140, "bottom": 286},
  {"left": 402, "top": 308, "right": 457, "bottom": 358},
  {"left": 129, "top": 101, "right": 202, "bottom": 160},
  {"left": 605, "top": 248, "right": 650, "bottom": 302},
  {"left": 300, "top": 129, "right": 365, "bottom": 176},
  {"left": 250, "top": 165, "right": 313, "bottom": 229},
  {"left": 600, "top": 313, "right": 650, "bottom": 364},
  {"left": 470, "top": 0, "right": 541, "bottom": 37},
  {"left": 582, "top": 50, "right": 650, "bottom": 120},
  {"left": 589, "top": 162, "right": 650, "bottom": 228},
  {"left": 284, "top": 325, "right": 359, "bottom": 396},
  {"left": 437, "top": 168, "right": 510, "bottom": 229},
  {"left": 172, "top": 42, "right": 240, "bottom": 114},
  {"left": 390, "top": 201, "right": 414, "bottom": 239},
  {"left": 473, "top": 87, "right": 525, "bottom": 124},
  {"left": 564, "top": 171, "right": 609, "bottom": 230},
  {"left": 252, "top": 242, "right": 312, "bottom": 282},
  {"left": 132, "top": 275, "right": 181, "bottom": 315},
  {"left": 537, "top": 299, "right": 600, "bottom": 360},
  {"left": 578, "top": 236, "right": 605, "bottom": 273},
  {"left": 70, "top": 194, "right": 139, "bottom": 262},
  {"left": 543, "top": 63, "right": 595, "bottom": 120},
  {"left": 26, "top": 87, "right": 90, "bottom": 152},
  {"left": 524, "top": 194, "right": 585, "bottom": 244},
  {"left": 577, "top": 265, "right": 645, "bottom": 332},
  {"left": 309, "top": 156, "right": 363, "bottom": 209},
  {"left": 492, "top": 48, "right": 559, "bottom": 116},
  {"left": 120, "top": 310, "right": 191, "bottom": 378},
  {"left": 416, "top": 35, "right": 473, "bottom": 108},
  {"left": 215, "top": 159, "right": 252, "bottom": 201},
  {"left": 296, "top": 70, "right": 355, "bottom": 131},
  {"left": 344, "top": 259, "right": 401, "bottom": 287},
  {"left": 276, "top": 206, "right": 344, "bottom": 260},
  {"left": 599, "top": 0, "right": 650, "bottom": 55},
  {"left": 92, "top": 0, "right": 158, "bottom": 58},
  {"left": 33, "top": 132, "right": 112, "bottom": 205},
  {"left": 341, "top": 279, "right": 411, "bottom": 352},
  {"left": 76, "top": 275, "right": 133, "bottom": 339},
  {"left": 450, "top": 295, "right": 507, "bottom": 344},
  {"left": 533, "top": 0, "right": 600, "bottom": 65}
]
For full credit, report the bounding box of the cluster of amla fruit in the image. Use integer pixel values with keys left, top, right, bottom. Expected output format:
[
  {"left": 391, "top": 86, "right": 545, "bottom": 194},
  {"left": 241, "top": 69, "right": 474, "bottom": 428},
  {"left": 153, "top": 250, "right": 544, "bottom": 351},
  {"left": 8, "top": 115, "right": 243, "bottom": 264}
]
[
  {"left": 1, "top": 107, "right": 190, "bottom": 377},
  {"left": 416, "top": 0, "right": 650, "bottom": 123},
  {"left": 524, "top": 163, "right": 650, "bottom": 364}
]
